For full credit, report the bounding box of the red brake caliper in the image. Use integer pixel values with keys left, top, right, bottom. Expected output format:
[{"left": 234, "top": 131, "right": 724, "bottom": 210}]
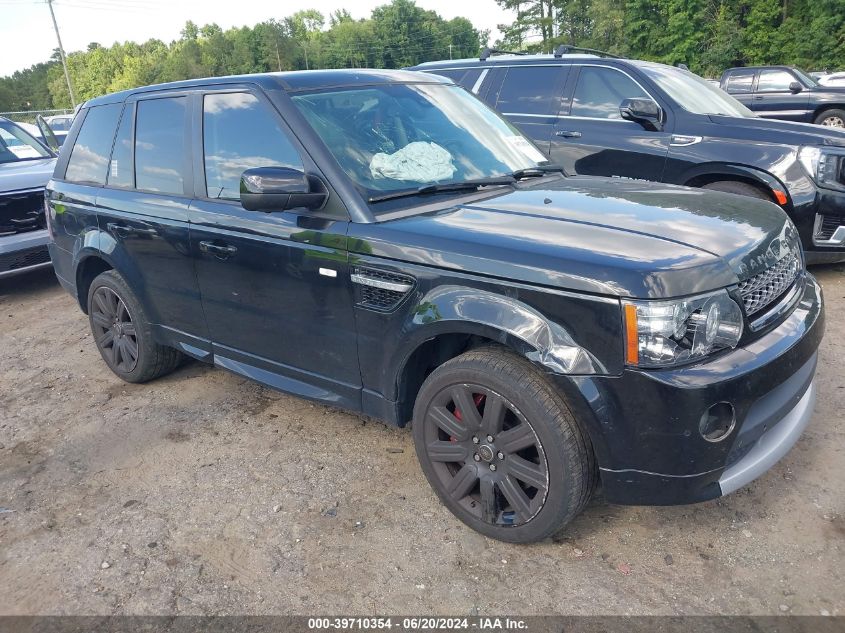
[{"left": 450, "top": 394, "right": 486, "bottom": 442}]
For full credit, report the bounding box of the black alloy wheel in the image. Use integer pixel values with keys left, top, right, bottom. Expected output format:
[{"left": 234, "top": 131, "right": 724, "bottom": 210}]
[
  {"left": 90, "top": 286, "right": 139, "bottom": 373},
  {"left": 86, "top": 269, "right": 182, "bottom": 383},
  {"left": 421, "top": 383, "right": 549, "bottom": 527},
  {"left": 412, "top": 347, "right": 596, "bottom": 543}
]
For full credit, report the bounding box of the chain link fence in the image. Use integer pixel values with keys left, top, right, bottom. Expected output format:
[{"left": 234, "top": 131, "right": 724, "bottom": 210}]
[{"left": 0, "top": 108, "right": 74, "bottom": 124}]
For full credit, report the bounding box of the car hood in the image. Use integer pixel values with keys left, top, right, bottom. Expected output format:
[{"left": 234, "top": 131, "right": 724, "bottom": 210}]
[
  {"left": 708, "top": 114, "right": 845, "bottom": 147},
  {"left": 0, "top": 158, "right": 56, "bottom": 194},
  {"left": 352, "top": 176, "right": 798, "bottom": 299}
]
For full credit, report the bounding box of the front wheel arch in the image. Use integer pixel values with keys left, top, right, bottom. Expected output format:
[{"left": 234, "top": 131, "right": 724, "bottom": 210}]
[
  {"left": 685, "top": 173, "right": 775, "bottom": 202},
  {"left": 395, "top": 328, "right": 539, "bottom": 427}
]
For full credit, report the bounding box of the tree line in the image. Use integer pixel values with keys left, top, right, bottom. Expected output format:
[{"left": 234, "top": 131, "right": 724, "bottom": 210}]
[
  {"left": 496, "top": 0, "right": 845, "bottom": 76},
  {"left": 0, "top": 0, "right": 483, "bottom": 111},
  {"left": 2, "top": 0, "right": 844, "bottom": 113}
]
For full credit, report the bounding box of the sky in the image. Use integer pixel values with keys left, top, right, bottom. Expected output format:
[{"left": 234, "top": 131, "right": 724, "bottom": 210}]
[{"left": 0, "top": 0, "right": 514, "bottom": 77}]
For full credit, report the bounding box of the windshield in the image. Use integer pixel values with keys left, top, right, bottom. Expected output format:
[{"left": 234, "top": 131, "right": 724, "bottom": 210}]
[
  {"left": 291, "top": 83, "right": 549, "bottom": 202},
  {"left": 639, "top": 64, "right": 755, "bottom": 118},
  {"left": 0, "top": 120, "right": 52, "bottom": 163}
]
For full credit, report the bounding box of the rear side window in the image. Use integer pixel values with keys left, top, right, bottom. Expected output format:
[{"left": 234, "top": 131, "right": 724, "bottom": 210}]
[
  {"left": 724, "top": 70, "right": 755, "bottom": 94},
  {"left": 203, "top": 92, "right": 303, "bottom": 200},
  {"left": 64, "top": 104, "right": 121, "bottom": 185},
  {"left": 107, "top": 103, "right": 134, "bottom": 189},
  {"left": 757, "top": 69, "right": 795, "bottom": 92},
  {"left": 135, "top": 97, "right": 187, "bottom": 195},
  {"left": 570, "top": 67, "right": 649, "bottom": 119},
  {"left": 496, "top": 66, "right": 569, "bottom": 116}
]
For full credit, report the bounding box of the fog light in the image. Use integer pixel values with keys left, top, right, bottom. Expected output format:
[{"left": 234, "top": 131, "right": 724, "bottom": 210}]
[{"left": 700, "top": 402, "right": 735, "bottom": 442}]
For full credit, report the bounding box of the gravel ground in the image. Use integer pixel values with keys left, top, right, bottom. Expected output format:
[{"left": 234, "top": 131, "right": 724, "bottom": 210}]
[{"left": 0, "top": 265, "right": 843, "bottom": 616}]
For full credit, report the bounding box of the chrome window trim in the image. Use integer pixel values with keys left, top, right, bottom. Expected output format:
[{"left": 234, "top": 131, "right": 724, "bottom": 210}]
[{"left": 501, "top": 112, "right": 561, "bottom": 119}]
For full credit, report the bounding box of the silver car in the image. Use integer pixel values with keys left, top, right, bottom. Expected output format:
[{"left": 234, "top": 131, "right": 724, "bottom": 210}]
[{"left": 0, "top": 116, "right": 57, "bottom": 278}]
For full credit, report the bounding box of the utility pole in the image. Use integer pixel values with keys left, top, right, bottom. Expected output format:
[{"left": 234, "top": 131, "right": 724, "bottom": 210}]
[
  {"left": 47, "top": 0, "right": 76, "bottom": 108},
  {"left": 449, "top": 43, "right": 453, "bottom": 60}
]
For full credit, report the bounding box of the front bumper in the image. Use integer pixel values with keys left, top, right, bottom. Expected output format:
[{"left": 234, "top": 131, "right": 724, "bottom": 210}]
[
  {"left": 795, "top": 187, "right": 845, "bottom": 263},
  {"left": 555, "top": 273, "right": 824, "bottom": 506},
  {"left": 0, "top": 229, "right": 51, "bottom": 278}
]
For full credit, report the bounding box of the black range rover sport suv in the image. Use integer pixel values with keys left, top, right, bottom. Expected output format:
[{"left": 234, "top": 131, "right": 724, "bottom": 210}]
[
  {"left": 411, "top": 49, "right": 845, "bottom": 264},
  {"left": 46, "top": 70, "right": 823, "bottom": 543}
]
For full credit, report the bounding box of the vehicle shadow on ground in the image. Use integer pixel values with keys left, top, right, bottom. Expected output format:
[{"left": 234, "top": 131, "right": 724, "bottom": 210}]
[{"left": 0, "top": 267, "right": 58, "bottom": 299}]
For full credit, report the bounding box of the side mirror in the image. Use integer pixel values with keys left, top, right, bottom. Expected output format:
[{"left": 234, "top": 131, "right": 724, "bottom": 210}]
[
  {"left": 788, "top": 81, "right": 803, "bottom": 94},
  {"left": 239, "top": 166, "right": 327, "bottom": 212},
  {"left": 35, "top": 114, "right": 60, "bottom": 153},
  {"left": 619, "top": 98, "right": 663, "bottom": 131}
]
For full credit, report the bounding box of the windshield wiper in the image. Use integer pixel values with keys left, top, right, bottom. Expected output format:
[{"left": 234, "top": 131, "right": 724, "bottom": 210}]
[
  {"left": 368, "top": 176, "right": 515, "bottom": 203},
  {"left": 509, "top": 164, "right": 565, "bottom": 180}
]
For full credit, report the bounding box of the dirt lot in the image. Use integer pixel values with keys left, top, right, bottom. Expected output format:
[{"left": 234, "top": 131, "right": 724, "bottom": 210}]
[{"left": 0, "top": 265, "right": 843, "bottom": 616}]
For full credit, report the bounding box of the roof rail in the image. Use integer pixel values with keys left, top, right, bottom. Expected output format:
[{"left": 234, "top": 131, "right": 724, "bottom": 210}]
[
  {"left": 552, "top": 44, "right": 623, "bottom": 59},
  {"left": 479, "top": 47, "right": 528, "bottom": 61}
]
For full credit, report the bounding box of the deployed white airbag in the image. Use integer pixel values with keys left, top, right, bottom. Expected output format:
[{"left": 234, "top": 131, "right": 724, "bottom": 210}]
[{"left": 369, "top": 141, "right": 455, "bottom": 182}]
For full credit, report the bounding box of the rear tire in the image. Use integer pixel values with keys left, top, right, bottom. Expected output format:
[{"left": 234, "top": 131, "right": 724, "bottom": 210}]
[
  {"left": 412, "top": 346, "right": 596, "bottom": 543},
  {"left": 701, "top": 180, "right": 770, "bottom": 201},
  {"left": 814, "top": 108, "right": 845, "bottom": 128},
  {"left": 87, "top": 270, "right": 182, "bottom": 383}
]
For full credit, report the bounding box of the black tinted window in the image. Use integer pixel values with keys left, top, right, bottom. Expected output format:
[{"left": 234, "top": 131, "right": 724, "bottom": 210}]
[
  {"left": 64, "top": 104, "right": 121, "bottom": 184},
  {"left": 430, "top": 69, "right": 463, "bottom": 82},
  {"left": 724, "top": 70, "right": 755, "bottom": 94},
  {"left": 135, "top": 97, "right": 187, "bottom": 194},
  {"left": 497, "top": 66, "right": 568, "bottom": 115},
  {"left": 757, "top": 69, "right": 795, "bottom": 92},
  {"left": 107, "top": 103, "right": 134, "bottom": 188},
  {"left": 203, "top": 92, "right": 303, "bottom": 200},
  {"left": 430, "top": 68, "right": 483, "bottom": 91},
  {"left": 570, "top": 67, "right": 649, "bottom": 119}
]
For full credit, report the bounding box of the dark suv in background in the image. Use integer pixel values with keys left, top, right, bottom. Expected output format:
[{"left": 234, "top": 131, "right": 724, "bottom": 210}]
[
  {"left": 410, "top": 49, "right": 845, "bottom": 263},
  {"left": 720, "top": 65, "right": 845, "bottom": 127},
  {"left": 47, "top": 70, "right": 822, "bottom": 543}
]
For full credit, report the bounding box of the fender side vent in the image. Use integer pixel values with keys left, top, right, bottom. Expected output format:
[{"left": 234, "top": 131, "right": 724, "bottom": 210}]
[{"left": 351, "top": 266, "right": 415, "bottom": 312}]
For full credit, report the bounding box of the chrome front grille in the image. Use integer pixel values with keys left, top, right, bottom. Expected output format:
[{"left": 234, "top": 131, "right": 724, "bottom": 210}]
[{"left": 738, "top": 251, "right": 801, "bottom": 317}]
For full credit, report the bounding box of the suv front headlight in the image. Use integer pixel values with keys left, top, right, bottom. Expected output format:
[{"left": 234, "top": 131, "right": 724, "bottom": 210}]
[
  {"left": 798, "top": 146, "right": 845, "bottom": 191},
  {"left": 623, "top": 290, "right": 744, "bottom": 367}
]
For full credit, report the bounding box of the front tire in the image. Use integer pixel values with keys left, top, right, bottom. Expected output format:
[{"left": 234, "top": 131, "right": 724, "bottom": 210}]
[
  {"left": 87, "top": 270, "right": 182, "bottom": 383},
  {"left": 814, "top": 108, "right": 845, "bottom": 128},
  {"left": 412, "top": 347, "right": 596, "bottom": 543}
]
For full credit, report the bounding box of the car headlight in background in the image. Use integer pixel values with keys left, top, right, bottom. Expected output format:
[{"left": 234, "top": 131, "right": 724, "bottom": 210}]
[
  {"left": 798, "top": 146, "right": 845, "bottom": 191},
  {"left": 623, "top": 290, "right": 744, "bottom": 367}
]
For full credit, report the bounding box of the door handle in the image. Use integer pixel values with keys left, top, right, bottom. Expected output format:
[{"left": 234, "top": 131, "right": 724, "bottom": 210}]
[
  {"left": 199, "top": 241, "right": 237, "bottom": 258},
  {"left": 753, "top": 95, "right": 764, "bottom": 100},
  {"left": 555, "top": 130, "right": 582, "bottom": 138},
  {"left": 107, "top": 222, "right": 156, "bottom": 237}
]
